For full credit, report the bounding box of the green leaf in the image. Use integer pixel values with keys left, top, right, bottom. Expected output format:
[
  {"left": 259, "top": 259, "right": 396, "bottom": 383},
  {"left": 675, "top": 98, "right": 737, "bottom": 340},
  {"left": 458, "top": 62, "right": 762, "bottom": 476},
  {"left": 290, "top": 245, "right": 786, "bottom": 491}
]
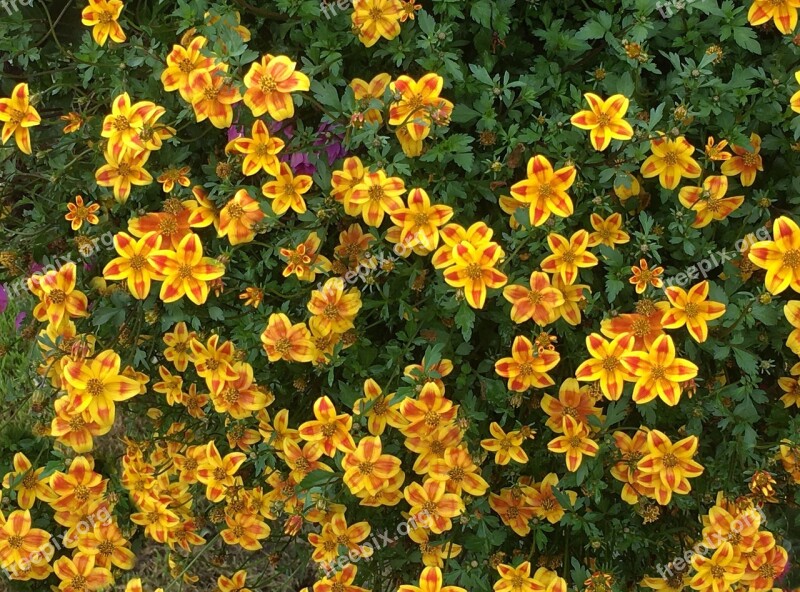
[
  {"left": 454, "top": 301, "right": 475, "bottom": 342},
  {"left": 732, "top": 27, "right": 761, "bottom": 55}
]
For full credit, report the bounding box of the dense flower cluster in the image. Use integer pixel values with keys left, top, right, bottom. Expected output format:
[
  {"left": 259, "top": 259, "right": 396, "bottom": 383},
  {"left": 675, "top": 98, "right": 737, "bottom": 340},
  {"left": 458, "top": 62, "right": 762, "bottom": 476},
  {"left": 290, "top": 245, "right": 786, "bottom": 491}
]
[{"left": 1, "top": 1, "right": 799, "bottom": 592}]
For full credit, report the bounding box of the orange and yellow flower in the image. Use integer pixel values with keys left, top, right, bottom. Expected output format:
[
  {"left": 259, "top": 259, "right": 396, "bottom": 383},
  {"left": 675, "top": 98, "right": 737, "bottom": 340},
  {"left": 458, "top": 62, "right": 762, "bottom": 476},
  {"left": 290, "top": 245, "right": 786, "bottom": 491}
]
[
  {"left": 218, "top": 189, "right": 265, "bottom": 245},
  {"left": 509, "top": 155, "right": 576, "bottom": 227},
  {"left": 541, "top": 378, "right": 604, "bottom": 433},
  {"left": 570, "top": 93, "right": 634, "bottom": 151},
  {"left": 63, "top": 349, "right": 141, "bottom": 426},
  {"left": 102, "top": 231, "right": 163, "bottom": 300},
  {"left": 661, "top": 280, "right": 726, "bottom": 342},
  {"left": 480, "top": 423, "right": 528, "bottom": 465},
  {"left": 678, "top": 175, "right": 744, "bottom": 228},
  {"left": 149, "top": 233, "right": 225, "bottom": 305},
  {"left": 629, "top": 258, "right": 664, "bottom": 294},
  {"left": 547, "top": 416, "right": 600, "bottom": 472},
  {"left": 640, "top": 135, "right": 701, "bottom": 190},
  {"left": 638, "top": 431, "right": 704, "bottom": 505},
  {"left": 587, "top": 213, "right": 630, "bottom": 248},
  {"left": 307, "top": 277, "right": 363, "bottom": 335},
  {"left": 0, "top": 83, "right": 41, "bottom": 155},
  {"left": 261, "top": 162, "right": 313, "bottom": 216},
  {"left": 443, "top": 241, "right": 508, "bottom": 309},
  {"left": 1, "top": 453, "right": 55, "bottom": 510},
  {"left": 575, "top": 333, "right": 637, "bottom": 401},
  {"left": 747, "top": 0, "right": 800, "bottom": 35},
  {"left": 280, "top": 232, "right": 332, "bottom": 281},
  {"left": 352, "top": 0, "right": 404, "bottom": 47},
  {"left": 720, "top": 132, "right": 763, "bottom": 187},
  {"left": 503, "top": 271, "right": 564, "bottom": 325},
  {"left": 226, "top": 119, "right": 285, "bottom": 176},
  {"left": 299, "top": 396, "right": 357, "bottom": 456},
  {"left": 81, "top": 0, "right": 125, "bottom": 45},
  {"left": 161, "top": 36, "right": 215, "bottom": 101},
  {"left": 389, "top": 188, "right": 454, "bottom": 253},
  {"left": 53, "top": 552, "right": 113, "bottom": 592},
  {"left": 541, "top": 230, "right": 598, "bottom": 285},
  {"left": 243, "top": 54, "right": 311, "bottom": 120},
  {"left": 95, "top": 145, "right": 152, "bottom": 203},
  {"left": 347, "top": 169, "right": 406, "bottom": 227},
  {"left": 622, "top": 334, "right": 699, "bottom": 406},
  {"left": 495, "top": 335, "right": 560, "bottom": 391},
  {"left": 342, "top": 435, "right": 403, "bottom": 495},
  {"left": 350, "top": 73, "right": 392, "bottom": 125},
  {"left": 403, "top": 479, "right": 464, "bottom": 534},
  {"left": 748, "top": 216, "right": 800, "bottom": 294},
  {"left": 188, "top": 67, "right": 242, "bottom": 128},
  {"left": 261, "top": 313, "right": 314, "bottom": 363},
  {"left": 196, "top": 441, "right": 247, "bottom": 502}
]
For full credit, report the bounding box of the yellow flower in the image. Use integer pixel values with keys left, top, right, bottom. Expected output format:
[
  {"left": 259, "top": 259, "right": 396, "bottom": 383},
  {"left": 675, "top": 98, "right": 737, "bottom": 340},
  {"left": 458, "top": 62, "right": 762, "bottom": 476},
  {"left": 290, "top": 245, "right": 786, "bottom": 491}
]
[
  {"left": 0, "top": 83, "right": 41, "bottom": 155},
  {"left": 509, "top": 155, "right": 576, "bottom": 227},
  {"left": 81, "top": 0, "right": 126, "bottom": 45},
  {"left": 352, "top": 0, "right": 403, "bottom": 47},
  {"left": 443, "top": 241, "right": 507, "bottom": 309},
  {"left": 587, "top": 213, "right": 630, "bottom": 248},
  {"left": 149, "top": 233, "right": 225, "bottom": 304},
  {"left": 570, "top": 93, "right": 634, "bottom": 151},
  {"left": 640, "top": 135, "right": 701, "bottom": 190},
  {"left": 261, "top": 162, "right": 313, "bottom": 216},
  {"left": 540, "top": 230, "right": 598, "bottom": 285},
  {"left": 748, "top": 216, "right": 800, "bottom": 294}
]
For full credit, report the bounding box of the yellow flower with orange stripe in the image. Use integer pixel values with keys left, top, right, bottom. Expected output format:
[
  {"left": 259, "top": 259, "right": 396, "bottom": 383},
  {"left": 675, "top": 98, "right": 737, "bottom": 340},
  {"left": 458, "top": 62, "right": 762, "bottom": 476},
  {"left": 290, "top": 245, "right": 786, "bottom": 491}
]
[
  {"left": 149, "top": 233, "right": 225, "bottom": 305},
  {"left": 541, "top": 230, "right": 598, "bottom": 285},
  {"left": 352, "top": 0, "right": 404, "bottom": 47},
  {"left": 792, "top": 72, "right": 800, "bottom": 113},
  {"left": 243, "top": 54, "right": 310, "bottom": 120},
  {"left": 587, "top": 213, "right": 630, "bottom": 248},
  {"left": 261, "top": 313, "right": 314, "bottom": 363},
  {"left": 101, "top": 93, "right": 158, "bottom": 156},
  {"left": 428, "top": 445, "right": 489, "bottom": 496},
  {"left": 640, "top": 135, "right": 701, "bottom": 190},
  {"left": 163, "top": 321, "right": 196, "bottom": 372},
  {"left": 222, "top": 512, "right": 271, "bottom": 550},
  {"left": 353, "top": 378, "right": 405, "bottom": 436},
  {"left": 261, "top": 162, "right": 313, "bottom": 216},
  {"left": 547, "top": 415, "right": 599, "bottom": 472},
  {"left": 495, "top": 335, "right": 560, "bottom": 391},
  {"left": 49, "top": 455, "right": 106, "bottom": 511},
  {"left": 748, "top": 216, "right": 800, "bottom": 294},
  {"left": 784, "top": 301, "right": 800, "bottom": 354},
  {"left": 342, "top": 435, "right": 403, "bottom": 495},
  {"left": 350, "top": 73, "right": 392, "bottom": 124},
  {"left": 161, "top": 36, "right": 215, "bottom": 101},
  {"left": 389, "top": 188, "right": 454, "bottom": 253},
  {"left": 399, "top": 566, "right": 467, "bottom": 592},
  {"left": 299, "top": 395, "right": 356, "bottom": 456},
  {"left": 389, "top": 73, "right": 453, "bottom": 153},
  {"left": 621, "top": 334, "right": 699, "bottom": 406},
  {"left": 570, "top": 93, "right": 634, "bottom": 151},
  {"left": 678, "top": 176, "right": 744, "bottom": 228},
  {"left": 1, "top": 453, "right": 56, "bottom": 510},
  {"left": 638, "top": 430, "right": 704, "bottom": 505},
  {"left": 81, "top": 0, "right": 125, "bottom": 45},
  {"left": 225, "top": 119, "right": 285, "bottom": 176},
  {"left": 503, "top": 271, "right": 564, "bottom": 325},
  {"left": 575, "top": 333, "right": 637, "bottom": 401},
  {"left": 348, "top": 169, "right": 406, "bottom": 227},
  {"left": 188, "top": 66, "right": 242, "bottom": 128},
  {"left": 629, "top": 259, "right": 664, "bottom": 294},
  {"left": 196, "top": 440, "right": 247, "bottom": 502},
  {"left": 213, "top": 362, "right": 269, "bottom": 419},
  {"left": 541, "top": 378, "right": 603, "bottom": 433},
  {"left": 307, "top": 277, "right": 363, "bottom": 335},
  {"left": 218, "top": 189, "right": 265, "bottom": 245},
  {"left": 720, "top": 132, "right": 763, "bottom": 187},
  {"left": 30, "top": 262, "right": 90, "bottom": 328},
  {"left": 403, "top": 479, "right": 464, "bottom": 534},
  {"left": 53, "top": 552, "right": 114, "bottom": 592},
  {"left": 95, "top": 144, "right": 153, "bottom": 203},
  {"left": 443, "top": 240, "right": 507, "bottom": 309},
  {"left": 0, "top": 83, "right": 41, "bottom": 155},
  {"left": 63, "top": 350, "right": 141, "bottom": 426},
  {"left": 747, "top": 0, "right": 800, "bottom": 34},
  {"left": 191, "top": 334, "right": 239, "bottom": 394},
  {"left": 480, "top": 423, "right": 528, "bottom": 465},
  {"left": 661, "top": 280, "right": 726, "bottom": 342},
  {"left": 103, "top": 231, "right": 163, "bottom": 300},
  {"left": 509, "top": 155, "right": 576, "bottom": 227}
]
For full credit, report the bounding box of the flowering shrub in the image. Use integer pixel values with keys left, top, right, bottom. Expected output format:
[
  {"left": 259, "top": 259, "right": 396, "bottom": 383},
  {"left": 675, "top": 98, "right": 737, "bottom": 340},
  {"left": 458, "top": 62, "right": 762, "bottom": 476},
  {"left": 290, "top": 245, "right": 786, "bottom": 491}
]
[{"left": 1, "top": 1, "right": 800, "bottom": 592}]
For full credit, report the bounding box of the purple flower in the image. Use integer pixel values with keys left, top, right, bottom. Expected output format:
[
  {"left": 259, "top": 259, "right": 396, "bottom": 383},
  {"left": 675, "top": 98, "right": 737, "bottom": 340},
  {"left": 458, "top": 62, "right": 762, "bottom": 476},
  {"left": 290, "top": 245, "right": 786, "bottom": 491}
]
[
  {"left": 0, "top": 284, "right": 7, "bottom": 314},
  {"left": 314, "top": 121, "right": 347, "bottom": 164},
  {"left": 227, "top": 124, "right": 245, "bottom": 142},
  {"left": 285, "top": 152, "right": 316, "bottom": 176},
  {"left": 14, "top": 311, "right": 26, "bottom": 330}
]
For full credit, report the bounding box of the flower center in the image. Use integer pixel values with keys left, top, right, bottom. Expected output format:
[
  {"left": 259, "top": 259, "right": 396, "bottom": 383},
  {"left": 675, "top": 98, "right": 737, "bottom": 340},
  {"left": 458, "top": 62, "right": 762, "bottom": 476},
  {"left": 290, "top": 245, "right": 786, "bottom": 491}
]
[
  {"left": 684, "top": 302, "right": 698, "bottom": 318},
  {"left": 227, "top": 203, "right": 244, "bottom": 219},
  {"left": 368, "top": 185, "right": 385, "bottom": 202},
  {"left": 158, "top": 215, "right": 178, "bottom": 236},
  {"left": 178, "top": 58, "right": 194, "bottom": 73},
  {"left": 275, "top": 337, "right": 292, "bottom": 355},
  {"left": 114, "top": 115, "right": 130, "bottom": 131},
  {"left": 602, "top": 356, "right": 619, "bottom": 372},
  {"left": 742, "top": 152, "right": 759, "bottom": 167},
  {"left": 465, "top": 263, "right": 483, "bottom": 279},
  {"left": 527, "top": 291, "right": 543, "bottom": 305},
  {"left": 129, "top": 254, "right": 147, "bottom": 271},
  {"left": 71, "top": 575, "right": 88, "bottom": 590},
  {"left": 98, "top": 540, "right": 116, "bottom": 556},
  {"left": 259, "top": 74, "right": 278, "bottom": 93},
  {"left": 783, "top": 249, "right": 800, "bottom": 268},
  {"left": 662, "top": 453, "right": 679, "bottom": 468},
  {"left": 596, "top": 113, "right": 612, "bottom": 126},
  {"left": 414, "top": 212, "right": 429, "bottom": 226},
  {"left": 203, "top": 86, "right": 220, "bottom": 101},
  {"left": 213, "top": 467, "right": 228, "bottom": 481},
  {"left": 8, "top": 535, "right": 23, "bottom": 549},
  {"left": 663, "top": 152, "right": 678, "bottom": 166},
  {"left": 223, "top": 387, "right": 240, "bottom": 405},
  {"left": 448, "top": 467, "right": 465, "bottom": 482},
  {"left": 358, "top": 461, "right": 374, "bottom": 475},
  {"left": 49, "top": 288, "right": 66, "bottom": 304},
  {"left": 87, "top": 378, "right": 104, "bottom": 397},
  {"left": 8, "top": 108, "right": 24, "bottom": 125},
  {"left": 178, "top": 264, "right": 194, "bottom": 279},
  {"left": 75, "top": 484, "right": 90, "bottom": 501},
  {"left": 561, "top": 249, "right": 576, "bottom": 264}
]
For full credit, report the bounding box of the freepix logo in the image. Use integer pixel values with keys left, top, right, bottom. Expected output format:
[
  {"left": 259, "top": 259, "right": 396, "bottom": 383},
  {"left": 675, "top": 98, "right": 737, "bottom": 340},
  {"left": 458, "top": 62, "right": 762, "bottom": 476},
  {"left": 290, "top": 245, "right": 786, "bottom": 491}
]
[{"left": 1, "top": 0, "right": 33, "bottom": 16}]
